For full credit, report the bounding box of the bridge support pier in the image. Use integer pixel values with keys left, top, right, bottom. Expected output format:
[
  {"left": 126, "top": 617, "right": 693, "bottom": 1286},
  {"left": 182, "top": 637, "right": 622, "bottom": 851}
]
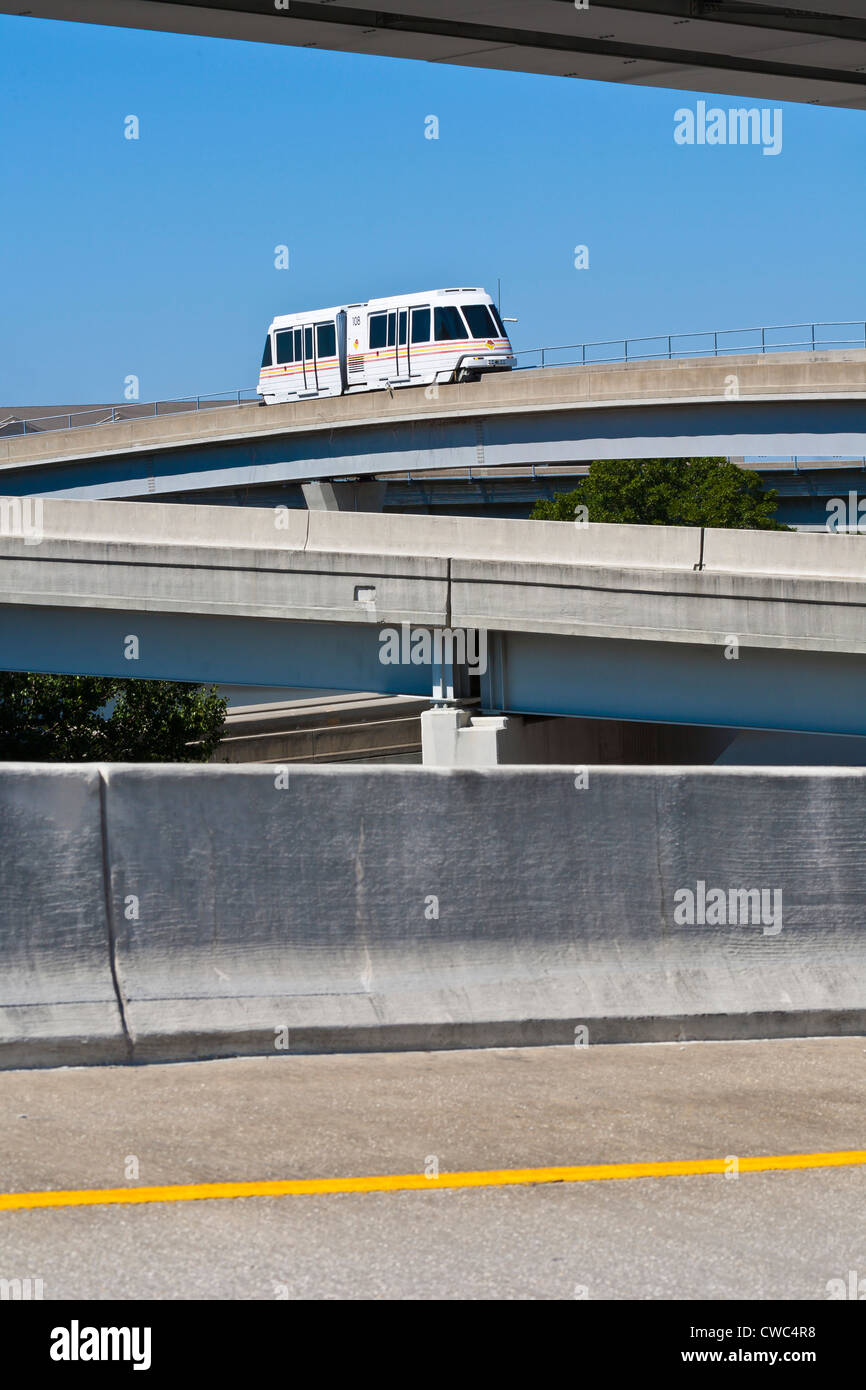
[
  {"left": 301, "top": 480, "right": 386, "bottom": 511},
  {"left": 421, "top": 707, "right": 582, "bottom": 766},
  {"left": 422, "top": 708, "right": 505, "bottom": 766}
]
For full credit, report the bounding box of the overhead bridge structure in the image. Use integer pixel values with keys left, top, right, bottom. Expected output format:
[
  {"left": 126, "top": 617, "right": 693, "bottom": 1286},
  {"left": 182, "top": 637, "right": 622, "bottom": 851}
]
[
  {"left": 1, "top": 353, "right": 865, "bottom": 506},
  {"left": 3, "top": 495, "right": 866, "bottom": 737},
  {"left": 6, "top": 1, "right": 866, "bottom": 109}
]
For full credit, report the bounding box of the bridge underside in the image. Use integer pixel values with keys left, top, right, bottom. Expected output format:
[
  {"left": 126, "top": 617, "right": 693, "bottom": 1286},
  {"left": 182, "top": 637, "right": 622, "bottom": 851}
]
[
  {"left": 3, "top": 605, "right": 866, "bottom": 737},
  {"left": 6, "top": 1, "right": 865, "bottom": 109}
]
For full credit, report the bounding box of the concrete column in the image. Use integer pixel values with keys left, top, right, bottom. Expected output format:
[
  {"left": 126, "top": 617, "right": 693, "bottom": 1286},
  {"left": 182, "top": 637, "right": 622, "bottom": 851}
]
[
  {"left": 301, "top": 480, "right": 386, "bottom": 512},
  {"left": 422, "top": 708, "right": 516, "bottom": 766}
]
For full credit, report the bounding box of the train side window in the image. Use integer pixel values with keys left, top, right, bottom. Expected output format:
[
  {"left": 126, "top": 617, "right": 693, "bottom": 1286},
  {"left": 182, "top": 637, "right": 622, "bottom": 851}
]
[
  {"left": 261, "top": 335, "right": 273, "bottom": 368},
  {"left": 369, "top": 313, "right": 387, "bottom": 349},
  {"left": 294, "top": 328, "right": 302, "bottom": 361},
  {"left": 490, "top": 304, "right": 508, "bottom": 337},
  {"left": 411, "top": 307, "right": 430, "bottom": 343},
  {"left": 304, "top": 326, "right": 314, "bottom": 361},
  {"left": 387, "top": 312, "right": 396, "bottom": 347},
  {"left": 316, "top": 322, "right": 336, "bottom": 358},
  {"left": 462, "top": 304, "right": 497, "bottom": 339},
  {"left": 275, "top": 330, "right": 294, "bottom": 364},
  {"left": 434, "top": 305, "right": 469, "bottom": 341}
]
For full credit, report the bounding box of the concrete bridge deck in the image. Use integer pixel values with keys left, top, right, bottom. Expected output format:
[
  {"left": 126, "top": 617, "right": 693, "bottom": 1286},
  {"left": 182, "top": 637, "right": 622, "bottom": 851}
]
[{"left": 3, "top": 496, "right": 866, "bottom": 734}]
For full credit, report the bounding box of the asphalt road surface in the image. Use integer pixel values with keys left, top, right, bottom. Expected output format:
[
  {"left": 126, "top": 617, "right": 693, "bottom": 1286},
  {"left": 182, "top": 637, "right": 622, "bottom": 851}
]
[{"left": 1, "top": 1038, "right": 864, "bottom": 1300}]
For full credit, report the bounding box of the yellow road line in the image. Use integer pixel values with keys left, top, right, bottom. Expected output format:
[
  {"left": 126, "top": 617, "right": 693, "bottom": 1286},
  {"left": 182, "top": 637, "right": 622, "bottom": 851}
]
[{"left": 1, "top": 1150, "right": 864, "bottom": 1213}]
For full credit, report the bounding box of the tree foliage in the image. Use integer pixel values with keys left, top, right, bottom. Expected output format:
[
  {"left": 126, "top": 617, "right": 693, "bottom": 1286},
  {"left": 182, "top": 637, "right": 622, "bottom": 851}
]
[
  {"left": 0, "top": 674, "right": 227, "bottom": 762},
  {"left": 530, "top": 457, "right": 789, "bottom": 529}
]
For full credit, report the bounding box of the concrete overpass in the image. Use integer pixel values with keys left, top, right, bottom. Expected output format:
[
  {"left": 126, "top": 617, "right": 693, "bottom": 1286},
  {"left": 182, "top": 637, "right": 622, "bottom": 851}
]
[
  {"left": 3, "top": 495, "right": 866, "bottom": 740},
  {"left": 7, "top": 2, "right": 866, "bottom": 109},
  {"left": 1, "top": 352, "right": 865, "bottom": 507}
]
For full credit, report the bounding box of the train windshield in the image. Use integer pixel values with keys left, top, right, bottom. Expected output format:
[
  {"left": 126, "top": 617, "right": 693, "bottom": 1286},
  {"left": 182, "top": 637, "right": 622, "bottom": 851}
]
[
  {"left": 434, "top": 306, "right": 469, "bottom": 341},
  {"left": 462, "top": 304, "right": 498, "bottom": 339}
]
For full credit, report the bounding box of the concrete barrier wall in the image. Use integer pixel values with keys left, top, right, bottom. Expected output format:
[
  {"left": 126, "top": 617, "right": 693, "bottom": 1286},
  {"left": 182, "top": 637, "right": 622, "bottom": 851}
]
[
  {"left": 3, "top": 764, "right": 866, "bottom": 1067},
  {"left": 19, "top": 492, "right": 866, "bottom": 576},
  {"left": 0, "top": 767, "right": 127, "bottom": 1067}
]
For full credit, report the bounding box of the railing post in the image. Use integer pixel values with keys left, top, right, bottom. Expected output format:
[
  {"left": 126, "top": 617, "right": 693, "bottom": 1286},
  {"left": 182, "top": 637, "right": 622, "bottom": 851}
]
[
  {"left": 68, "top": 415, "right": 72, "bottom": 429},
  {"left": 761, "top": 326, "right": 766, "bottom": 354},
  {"left": 541, "top": 348, "right": 545, "bottom": 368},
  {"left": 811, "top": 323, "right": 816, "bottom": 351},
  {"left": 668, "top": 335, "right": 672, "bottom": 360}
]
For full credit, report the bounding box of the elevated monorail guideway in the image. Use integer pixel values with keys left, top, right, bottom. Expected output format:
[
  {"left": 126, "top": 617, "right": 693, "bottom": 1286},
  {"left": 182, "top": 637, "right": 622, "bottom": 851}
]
[
  {"left": 6, "top": 318, "right": 863, "bottom": 438},
  {"left": 1, "top": 349, "right": 865, "bottom": 505},
  {"left": 6, "top": 2, "right": 866, "bottom": 109}
]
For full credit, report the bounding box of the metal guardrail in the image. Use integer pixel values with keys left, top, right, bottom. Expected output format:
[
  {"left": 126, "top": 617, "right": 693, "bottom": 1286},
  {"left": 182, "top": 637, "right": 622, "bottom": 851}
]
[
  {"left": 5, "top": 388, "right": 260, "bottom": 438},
  {"left": 512, "top": 320, "right": 866, "bottom": 370},
  {"left": 6, "top": 321, "right": 865, "bottom": 437}
]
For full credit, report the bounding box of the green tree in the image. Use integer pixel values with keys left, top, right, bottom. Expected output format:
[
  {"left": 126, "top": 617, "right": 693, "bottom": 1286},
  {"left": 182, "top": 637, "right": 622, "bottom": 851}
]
[
  {"left": 0, "top": 674, "right": 227, "bottom": 762},
  {"left": 530, "top": 457, "right": 789, "bottom": 529}
]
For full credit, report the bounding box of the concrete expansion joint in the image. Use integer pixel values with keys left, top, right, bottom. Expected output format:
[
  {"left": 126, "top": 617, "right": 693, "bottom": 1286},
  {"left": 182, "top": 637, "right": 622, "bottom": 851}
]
[
  {"left": 97, "top": 768, "right": 134, "bottom": 1062},
  {"left": 692, "top": 527, "right": 706, "bottom": 572}
]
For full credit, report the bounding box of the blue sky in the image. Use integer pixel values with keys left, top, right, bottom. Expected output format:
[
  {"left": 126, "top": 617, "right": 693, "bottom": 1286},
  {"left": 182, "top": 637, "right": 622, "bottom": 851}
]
[{"left": 1, "top": 15, "right": 864, "bottom": 405}]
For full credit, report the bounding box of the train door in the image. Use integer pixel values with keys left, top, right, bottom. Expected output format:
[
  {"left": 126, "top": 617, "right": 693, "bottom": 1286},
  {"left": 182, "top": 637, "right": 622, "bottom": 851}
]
[
  {"left": 384, "top": 310, "right": 397, "bottom": 379},
  {"left": 410, "top": 305, "right": 432, "bottom": 383},
  {"left": 369, "top": 306, "right": 413, "bottom": 384},
  {"left": 301, "top": 324, "right": 318, "bottom": 395},
  {"left": 394, "top": 307, "right": 410, "bottom": 380}
]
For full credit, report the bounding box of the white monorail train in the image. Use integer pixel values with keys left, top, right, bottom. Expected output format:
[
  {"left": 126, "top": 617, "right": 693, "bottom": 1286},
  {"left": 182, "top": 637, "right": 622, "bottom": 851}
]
[{"left": 258, "top": 287, "right": 514, "bottom": 403}]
